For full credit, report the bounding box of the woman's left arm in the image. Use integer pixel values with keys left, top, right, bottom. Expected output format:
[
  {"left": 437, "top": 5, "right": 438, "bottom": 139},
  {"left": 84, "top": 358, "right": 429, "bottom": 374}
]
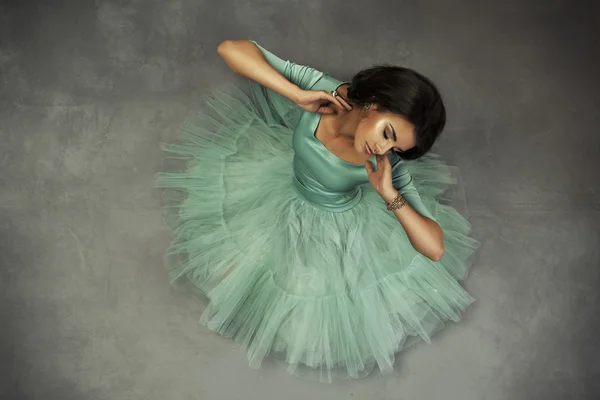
[
  {"left": 380, "top": 189, "right": 444, "bottom": 262},
  {"left": 366, "top": 154, "right": 445, "bottom": 262}
]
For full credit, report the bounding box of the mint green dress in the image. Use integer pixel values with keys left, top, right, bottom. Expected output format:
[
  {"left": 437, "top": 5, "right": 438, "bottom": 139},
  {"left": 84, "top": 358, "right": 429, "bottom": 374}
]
[{"left": 155, "top": 40, "right": 480, "bottom": 382}]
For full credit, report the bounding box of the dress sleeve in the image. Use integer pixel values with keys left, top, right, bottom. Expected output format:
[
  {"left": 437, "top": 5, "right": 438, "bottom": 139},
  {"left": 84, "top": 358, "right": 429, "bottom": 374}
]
[
  {"left": 249, "top": 40, "right": 326, "bottom": 91},
  {"left": 389, "top": 155, "right": 437, "bottom": 222}
]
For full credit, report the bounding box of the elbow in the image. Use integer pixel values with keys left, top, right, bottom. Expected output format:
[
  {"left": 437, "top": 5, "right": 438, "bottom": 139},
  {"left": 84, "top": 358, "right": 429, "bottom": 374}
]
[
  {"left": 217, "top": 39, "right": 255, "bottom": 54},
  {"left": 217, "top": 40, "right": 232, "bottom": 54},
  {"left": 217, "top": 40, "right": 245, "bottom": 54},
  {"left": 429, "top": 245, "right": 445, "bottom": 262},
  {"left": 430, "top": 224, "right": 445, "bottom": 262}
]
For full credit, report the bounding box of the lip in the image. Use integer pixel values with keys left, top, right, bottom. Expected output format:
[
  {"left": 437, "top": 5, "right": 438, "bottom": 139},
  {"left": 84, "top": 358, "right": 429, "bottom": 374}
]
[{"left": 365, "top": 142, "right": 373, "bottom": 155}]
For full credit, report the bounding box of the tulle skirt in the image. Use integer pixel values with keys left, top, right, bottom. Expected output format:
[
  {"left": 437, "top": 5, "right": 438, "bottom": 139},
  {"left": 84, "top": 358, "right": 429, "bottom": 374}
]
[{"left": 155, "top": 79, "right": 480, "bottom": 382}]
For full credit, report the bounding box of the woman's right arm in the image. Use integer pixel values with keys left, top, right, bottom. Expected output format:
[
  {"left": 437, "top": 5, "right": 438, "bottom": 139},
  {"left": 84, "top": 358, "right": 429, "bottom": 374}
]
[{"left": 216, "top": 40, "right": 324, "bottom": 104}]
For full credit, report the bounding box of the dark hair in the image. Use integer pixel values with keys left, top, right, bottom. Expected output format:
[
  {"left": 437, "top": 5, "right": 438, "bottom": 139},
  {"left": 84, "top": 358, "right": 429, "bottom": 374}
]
[{"left": 346, "top": 65, "right": 446, "bottom": 160}]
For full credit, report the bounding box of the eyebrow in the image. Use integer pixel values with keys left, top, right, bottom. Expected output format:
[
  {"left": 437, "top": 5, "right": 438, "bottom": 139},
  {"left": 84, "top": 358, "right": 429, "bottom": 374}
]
[{"left": 390, "top": 124, "right": 402, "bottom": 151}]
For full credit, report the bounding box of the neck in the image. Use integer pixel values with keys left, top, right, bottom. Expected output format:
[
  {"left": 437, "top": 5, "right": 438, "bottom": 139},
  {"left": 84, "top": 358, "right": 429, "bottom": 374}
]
[{"left": 332, "top": 107, "right": 362, "bottom": 141}]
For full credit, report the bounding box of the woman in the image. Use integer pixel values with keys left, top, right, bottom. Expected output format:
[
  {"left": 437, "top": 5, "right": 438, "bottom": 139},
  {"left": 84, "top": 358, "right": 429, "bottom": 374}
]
[{"left": 155, "top": 39, "right": 480, "bottom": 382}]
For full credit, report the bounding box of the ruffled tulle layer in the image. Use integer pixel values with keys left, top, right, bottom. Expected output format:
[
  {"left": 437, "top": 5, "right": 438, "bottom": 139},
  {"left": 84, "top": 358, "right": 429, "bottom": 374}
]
[{"left": 155, "top": 80, "right": 480, "bottom": 382}]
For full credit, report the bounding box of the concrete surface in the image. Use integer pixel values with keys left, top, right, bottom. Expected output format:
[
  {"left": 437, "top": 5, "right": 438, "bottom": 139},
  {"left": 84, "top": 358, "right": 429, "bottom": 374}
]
[{"left": 1, "top": 0, "right": 599, "bottom": 399}]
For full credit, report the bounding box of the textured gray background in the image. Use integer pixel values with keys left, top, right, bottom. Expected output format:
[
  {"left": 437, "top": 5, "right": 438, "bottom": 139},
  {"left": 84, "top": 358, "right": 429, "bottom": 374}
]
[{"left": 1, "top": 0, "right": 599, "bottom": 399}]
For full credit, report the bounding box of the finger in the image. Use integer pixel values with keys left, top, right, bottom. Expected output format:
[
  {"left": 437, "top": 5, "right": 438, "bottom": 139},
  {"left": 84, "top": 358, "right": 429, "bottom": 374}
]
[
  {"left": 384, "top": 158, "right": 393, "bottom": 174},
  {"left": 376, "top": 155, "right": 388, "bottom": 171},
  {"left": 330, "top": 96, "right": 346, "bottom": 112},
  {"left": 318, "top": 106, "right": 334, "bottom": 114},
  {"left": 335, "top": 99, "right": 347, "bottom": 111},
  {"left": 338, "top": 97, "right": 353, "bottom": 110},
  {"left": 365, "top": 160, "right": 373, "bottom": 174},
  {"left": 324, "top": 92, "right": 346, "bottom": 112},
  {"left": 381, "top": 154, "right": 391, "bottom": 169}
]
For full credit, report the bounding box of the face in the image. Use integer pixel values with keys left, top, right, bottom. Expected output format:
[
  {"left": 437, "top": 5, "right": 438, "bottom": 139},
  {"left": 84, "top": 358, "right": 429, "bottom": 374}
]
[{"left": 353, "top": 104, "right": 416, "bottom": 156}]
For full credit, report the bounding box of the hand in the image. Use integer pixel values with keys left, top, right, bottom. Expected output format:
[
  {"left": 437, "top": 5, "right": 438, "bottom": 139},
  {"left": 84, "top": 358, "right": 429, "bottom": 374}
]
[
  {"left": 365, "top": 154, "right": 398, "bottom": 201},
  {"left": 294, "top": 89, "right": 353, "bottom": 114}
]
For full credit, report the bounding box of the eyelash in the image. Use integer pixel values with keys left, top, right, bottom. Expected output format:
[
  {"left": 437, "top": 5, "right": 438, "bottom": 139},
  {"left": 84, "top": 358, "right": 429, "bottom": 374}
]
[{"left": 384, "top": 130, "right": 403, "bottom": 154}]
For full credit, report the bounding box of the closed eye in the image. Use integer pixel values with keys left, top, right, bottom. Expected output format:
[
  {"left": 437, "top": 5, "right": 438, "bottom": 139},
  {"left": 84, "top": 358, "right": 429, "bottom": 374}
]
[{"left": 384, "top": 130, "right": 403, "bottom": 153}]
